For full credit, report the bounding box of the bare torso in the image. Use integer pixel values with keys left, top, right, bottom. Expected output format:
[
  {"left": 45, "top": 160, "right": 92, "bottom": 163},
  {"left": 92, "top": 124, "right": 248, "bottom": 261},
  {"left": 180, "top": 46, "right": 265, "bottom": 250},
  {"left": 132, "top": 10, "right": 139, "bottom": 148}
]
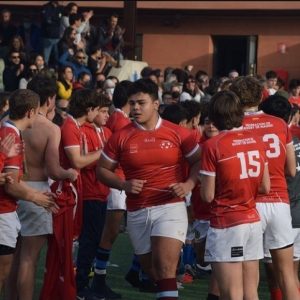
[{"left": 23, "top": 114, "right": 60, "bottom": 181}]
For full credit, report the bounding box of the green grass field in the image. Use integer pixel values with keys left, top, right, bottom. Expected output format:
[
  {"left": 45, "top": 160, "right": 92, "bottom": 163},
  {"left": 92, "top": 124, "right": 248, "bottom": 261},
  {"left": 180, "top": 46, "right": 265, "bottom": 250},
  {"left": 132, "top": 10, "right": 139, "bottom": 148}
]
[{"left": 2, "top": 232, "right": 270, "bottom": 300}]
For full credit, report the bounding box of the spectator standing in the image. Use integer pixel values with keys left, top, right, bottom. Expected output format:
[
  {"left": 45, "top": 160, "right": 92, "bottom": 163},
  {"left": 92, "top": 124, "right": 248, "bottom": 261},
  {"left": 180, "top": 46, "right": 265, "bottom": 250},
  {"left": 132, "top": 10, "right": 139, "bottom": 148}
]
[
  {"left": 0, "top": 9, "right": 17, "bottom": 59},
  {"left": 59, "top": 2, "right": 78, "bottom": 38},
  {"left": 97, "top": 14, "right": 125, "bottom": 61},
  {"left": 58, "top": 27, "right": 77, "bottom": 57},
  {"left": 41, "top": 1, "right": 62, "bottom": 67}
]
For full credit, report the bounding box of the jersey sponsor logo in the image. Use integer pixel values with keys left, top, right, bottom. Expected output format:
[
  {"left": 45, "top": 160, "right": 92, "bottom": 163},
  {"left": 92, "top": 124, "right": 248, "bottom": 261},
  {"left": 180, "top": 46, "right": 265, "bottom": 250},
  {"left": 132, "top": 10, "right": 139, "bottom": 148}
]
[
  {"left": 232, "top": 137, "right": 257, "bottom": 146},
  {"left": 243, "top": 121, "right": 274, "bottom": 130},
  {"left": 144, "top": 137, "right": 155, "bottom": 143},
  {"left": 160, "top": 140, "right": 174, "bottom": 149},
  {"left": 129, "top": 144, "right": 138, "bottom": 153},
  {"left": 231, "top": 246, "right": 243, "bottom": 257}
]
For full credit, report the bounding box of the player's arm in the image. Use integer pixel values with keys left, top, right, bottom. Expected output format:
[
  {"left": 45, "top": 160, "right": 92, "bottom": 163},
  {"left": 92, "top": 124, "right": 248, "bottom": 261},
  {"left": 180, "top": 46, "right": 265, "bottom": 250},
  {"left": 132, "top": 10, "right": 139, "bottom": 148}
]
[
  {"left": 170, "top": 147, "right": 201, "bottom": 198},
  {"left": 4, "top": 168, "right": 56, "bottom": 210},
  {"left": 285, "top": 143, "right": 296, "bottom": 177},
  {"left": 96, "top": 155, "right": 145, "bottom": 194},
  {"left": 45, "top": 126, "right": 78, "bottom": 182},
  {"left": 65, "top": 146, "right": 100, "bottom": 170},
  {"left": 259, "top": 163, "right": 270, "bottom": 194},
  {"left": 199, "top": 174, "right": 215, "bottom": 203}
]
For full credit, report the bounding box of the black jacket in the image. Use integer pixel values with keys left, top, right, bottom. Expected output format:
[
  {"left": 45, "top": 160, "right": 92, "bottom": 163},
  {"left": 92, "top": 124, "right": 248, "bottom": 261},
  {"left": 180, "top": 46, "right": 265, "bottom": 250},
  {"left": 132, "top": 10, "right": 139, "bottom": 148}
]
[{"left": 41, "top": 2, "right": 62, "bottom": 39}]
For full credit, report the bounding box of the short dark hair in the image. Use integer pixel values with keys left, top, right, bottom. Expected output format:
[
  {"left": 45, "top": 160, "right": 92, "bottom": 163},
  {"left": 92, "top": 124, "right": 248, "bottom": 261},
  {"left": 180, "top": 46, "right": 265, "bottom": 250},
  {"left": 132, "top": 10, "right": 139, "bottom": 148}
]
[
  {"left": 128, "top": 79, "right": 158, "bottom": 101},
  {"left": 199, "top": 102, "right": 209, "bottom": 125},
  {"left": 111, "top": 13, "right": 119, "bottom": 19},
  {"left": 230, "top": 76, "right": 263, "bottom": 108},
  {"left": 68, "top": 89, "right": 101, "bottom": 118},
  {"left": 209, "top": 90, "right": 243, "bottom": 130},
  {"left": 78, "top": 71, "right": 90, "bottom": 81},
  {"left": 112, "top": 80, "right": 133, "bottom": 109},
  {"left": 9, "top": 89, "right": 40, "bottom": 120},
  {"left": 69, "top": 13, "right": 81, "bottom": 26},
  {"left": 140, "top": 67, "right": 152, "bottom": 79},
  {"left": 172, "top": 68, "right": 188, "bottom": 83},
  {"left": 0, "top": 92, "right": 10, "bottom": 111},
  {"left": 259, "top": 94, "right": 292, "bottom": 123},
  {"left": 266, "top": 70, "right": 277, "bottom": 80},
  {"left": 161, "top": 104, "right": 188, "bottom": 125},
  {"left": 180, "top": 100, "right": 201, "bottom": 123},
  {"left": 27, "top": 74, "right": 57, "bottom": 106},
  {"left": 98, "top": 93, "right": 111, "bottom": 109},
  {"left": 289, "top": 78, "right": 300, "bottom": 92}
]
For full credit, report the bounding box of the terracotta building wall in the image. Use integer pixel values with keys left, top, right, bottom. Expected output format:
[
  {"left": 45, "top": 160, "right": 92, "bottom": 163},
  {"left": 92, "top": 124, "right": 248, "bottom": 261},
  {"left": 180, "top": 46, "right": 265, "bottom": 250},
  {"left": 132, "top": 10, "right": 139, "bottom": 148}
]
[
  {"left": 258, "top": 36, "right": 300, "bottom": 79},
  {"left": 139, "top": 15, "right": 300, "bottom": 78},
  {"left": 142, "top": 34, "right": 213, "bottom": 72}
]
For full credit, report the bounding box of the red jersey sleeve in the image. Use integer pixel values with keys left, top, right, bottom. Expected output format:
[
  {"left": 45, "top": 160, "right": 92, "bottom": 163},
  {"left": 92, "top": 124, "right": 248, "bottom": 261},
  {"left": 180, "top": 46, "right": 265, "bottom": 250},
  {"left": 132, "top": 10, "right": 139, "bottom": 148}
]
[
  {"left": 102, "top": 131, "right": 121, "bottom": 164},
  {"left": 200, "top": 140, "right": 217, "bottom": 176},
  {"left": 178, "top": 127, "right": 200, "bottom": 158},
  {"left": 61, "top": 122, "right": 81, "bottom": 149}
]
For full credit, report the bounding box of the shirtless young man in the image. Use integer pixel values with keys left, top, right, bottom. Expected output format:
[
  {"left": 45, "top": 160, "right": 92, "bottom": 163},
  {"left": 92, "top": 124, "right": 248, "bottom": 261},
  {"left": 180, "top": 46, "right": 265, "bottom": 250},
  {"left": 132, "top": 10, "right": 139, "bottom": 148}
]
[
  {"left": 6, "top": 75, "right": 78, "bottom": 300},
  {"left": 40, "top": 88, "right": 103, "bottom": 300},
  {"left": 0, "top": 89, "right": 56, "bottom": 293}
]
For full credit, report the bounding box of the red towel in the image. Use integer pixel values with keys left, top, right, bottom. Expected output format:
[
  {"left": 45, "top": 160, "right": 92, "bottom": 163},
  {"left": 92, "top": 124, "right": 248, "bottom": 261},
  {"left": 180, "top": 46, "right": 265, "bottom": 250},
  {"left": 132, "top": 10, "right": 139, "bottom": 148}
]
[{"left": 39, "top": 179, "right": 80, "bottom": 300}]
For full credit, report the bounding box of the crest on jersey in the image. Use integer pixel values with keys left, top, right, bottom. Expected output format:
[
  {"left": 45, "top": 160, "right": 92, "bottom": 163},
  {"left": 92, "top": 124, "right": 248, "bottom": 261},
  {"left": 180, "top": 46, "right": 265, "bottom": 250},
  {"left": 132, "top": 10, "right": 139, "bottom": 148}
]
[{"left": 160, "top": 140, "right": 174, "bottom": 149}]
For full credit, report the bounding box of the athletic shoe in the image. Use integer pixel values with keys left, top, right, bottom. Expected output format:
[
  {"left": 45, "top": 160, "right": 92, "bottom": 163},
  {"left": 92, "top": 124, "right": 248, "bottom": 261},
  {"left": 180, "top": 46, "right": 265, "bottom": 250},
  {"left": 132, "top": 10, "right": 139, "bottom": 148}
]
[
  {"left": 180, "top": 272, "right": 193, "bottom": 284},
  {"left": 184, "top": 264, "right": 197, "bottom": 279},
  {"left": 125, "top": 269, "right": 140, "bottom": 288},
  {"left": 193, "top": 263, "right": 212, "bottom": 278}
]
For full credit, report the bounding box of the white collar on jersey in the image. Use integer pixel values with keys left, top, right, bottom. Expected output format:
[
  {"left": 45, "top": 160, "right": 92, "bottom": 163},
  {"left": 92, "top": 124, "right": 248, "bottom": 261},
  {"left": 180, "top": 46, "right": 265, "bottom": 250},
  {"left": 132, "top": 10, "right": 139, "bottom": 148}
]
[
  {"left": 222, "top": 126, "right": 244, "bottom": 132},
  {"left": 67, "top": 114, "right": 80, "bottom": 128},
  {"left": 244, "top": 110, "right": 264, "bottom": 116},
  {"left": 3, "top": 121, "right": 20, "bottom": 136},
  {"left": 134, "top": 116, "right": 162, "bottom": 131}
]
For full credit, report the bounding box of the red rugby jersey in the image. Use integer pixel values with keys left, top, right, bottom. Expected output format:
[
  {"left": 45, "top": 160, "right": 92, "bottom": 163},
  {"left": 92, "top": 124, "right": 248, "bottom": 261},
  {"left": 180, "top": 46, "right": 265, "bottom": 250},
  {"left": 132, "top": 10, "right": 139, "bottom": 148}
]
[
  {"left": 200, "top": 128, "right": 267, "bottom": 229},
  {"left": 106, "top": 109, "right": 131, "bottom": 180},
  {"left": 103, "top": 118, "right": 199, "bottom": 211},
  {"left": 60, "top": 116, "right": 85, "bottom": 171},
  {"left": 81, "top": 123, "right": 111, "bottom": 201},
  {"left": 0, "top": 122, "right": 23, "bottom": 213},
  {"left": 243, "top": 111, "right": 292, "bottom": 203}
]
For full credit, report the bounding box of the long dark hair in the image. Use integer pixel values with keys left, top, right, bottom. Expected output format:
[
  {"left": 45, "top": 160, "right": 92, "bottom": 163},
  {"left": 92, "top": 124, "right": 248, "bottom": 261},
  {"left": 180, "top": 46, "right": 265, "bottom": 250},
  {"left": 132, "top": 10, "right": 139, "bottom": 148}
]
[{"left": 58, "top": 66, "right": 73, "bottom": 91}]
